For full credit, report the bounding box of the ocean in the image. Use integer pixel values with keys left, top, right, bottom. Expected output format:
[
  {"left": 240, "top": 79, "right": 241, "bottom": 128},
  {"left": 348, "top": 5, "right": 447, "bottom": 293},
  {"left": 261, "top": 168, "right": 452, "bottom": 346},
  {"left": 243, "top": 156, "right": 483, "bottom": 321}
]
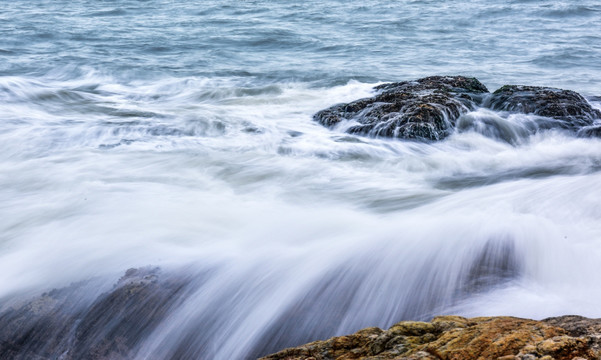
[{"left": 1, "top": 1, "right": 601, "bottom": 358}]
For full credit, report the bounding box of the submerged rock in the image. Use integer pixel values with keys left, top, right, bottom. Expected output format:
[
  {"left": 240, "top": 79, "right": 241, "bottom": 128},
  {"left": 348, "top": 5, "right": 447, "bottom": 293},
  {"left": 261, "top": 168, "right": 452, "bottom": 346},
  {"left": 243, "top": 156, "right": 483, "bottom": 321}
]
[
  {"left": 261, "top": 315, "right": 601, "bottom": 360},
  {"left": 0, "top": 267, "right": 192, "bottom": 360},
  {"left": 313, "top": 76, "right": 489, "bottom": 141},
  {"left": 487, "top": 85, "right": 601, "bottom": 129},
  {"left": 577, "top": 125, "right": 601, "bottom": 138},
  {"left": 314, "top": 77, "right": 601, "bottom": 141},
  {"left": 462, "top": 236, "right": 523, "bottom": 294}
]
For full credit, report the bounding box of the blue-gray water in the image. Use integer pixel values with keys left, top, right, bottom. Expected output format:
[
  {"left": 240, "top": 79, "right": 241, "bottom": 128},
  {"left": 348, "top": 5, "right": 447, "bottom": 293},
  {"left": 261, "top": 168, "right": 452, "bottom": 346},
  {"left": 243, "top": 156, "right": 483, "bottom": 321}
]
[{"left": 1, "top": 1, "right": 601, "bottom": 359}]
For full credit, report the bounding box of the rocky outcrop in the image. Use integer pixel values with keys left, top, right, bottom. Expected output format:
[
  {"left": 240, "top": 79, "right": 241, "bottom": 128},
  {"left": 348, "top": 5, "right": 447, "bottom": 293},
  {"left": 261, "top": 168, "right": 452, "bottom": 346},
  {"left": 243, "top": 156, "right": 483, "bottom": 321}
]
[
  {"left": 314, "top": 76, "right": 489, "bottom": 141},
  {"left": 487, "top": 85, "right": 601, "bottom": 129},
  {"left": 4, "top": 268, "right": 601, "bottom": 360},
  {"left": 0, "top": 267, "right": 192, "bottom": 360},
  {"left": 261, "top": 315, "right": 601, "bottom": 360},
  {"left": 314, "top": 77, "right": 601, "bottom": 141}
]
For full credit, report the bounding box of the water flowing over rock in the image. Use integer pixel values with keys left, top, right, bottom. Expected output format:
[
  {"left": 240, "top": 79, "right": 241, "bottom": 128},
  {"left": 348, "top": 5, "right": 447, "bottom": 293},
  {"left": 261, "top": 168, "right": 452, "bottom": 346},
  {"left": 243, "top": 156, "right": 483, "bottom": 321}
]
[
  {"left": 314, "top": 77, "right": 601, "bottom": 141},
  {"left": 313, "top": 76, "right": 489, "bottom": 141},
  {"left": 0, "top": 267, "right": 192, "bottom": 360},
  {"left": 461, "top": 236, "right": 523, "bottom": 294},
  {"left": 487, "top": 85, "right": 601, "bottom": 129},
  {"left": 577, "top": 125, "right": 601, "bottom": 138},
  {"left": 262, "top": 316, "right": 601, "bottom": 360}
]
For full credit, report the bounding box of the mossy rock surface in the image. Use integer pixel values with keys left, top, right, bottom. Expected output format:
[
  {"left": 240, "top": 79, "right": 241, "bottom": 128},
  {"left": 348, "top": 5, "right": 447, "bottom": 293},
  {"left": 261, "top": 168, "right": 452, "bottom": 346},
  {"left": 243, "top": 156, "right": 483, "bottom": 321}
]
[{"left": 261, "top": 315, "right": 601, "bottom": 360}]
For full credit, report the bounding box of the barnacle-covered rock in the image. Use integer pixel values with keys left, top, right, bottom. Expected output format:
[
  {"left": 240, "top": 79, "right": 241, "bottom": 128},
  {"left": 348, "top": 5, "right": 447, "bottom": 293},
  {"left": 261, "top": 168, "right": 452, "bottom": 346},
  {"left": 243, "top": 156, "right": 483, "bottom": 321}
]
[{"left": 313, "top": 76, "right": 489, "bottom": 141}]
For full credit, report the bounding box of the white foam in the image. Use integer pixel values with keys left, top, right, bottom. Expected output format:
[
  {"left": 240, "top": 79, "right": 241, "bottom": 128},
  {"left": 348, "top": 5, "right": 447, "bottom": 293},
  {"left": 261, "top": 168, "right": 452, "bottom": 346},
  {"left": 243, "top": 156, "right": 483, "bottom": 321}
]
[{"left": 1, "top": 74, "right": 601, "bottom": 358}]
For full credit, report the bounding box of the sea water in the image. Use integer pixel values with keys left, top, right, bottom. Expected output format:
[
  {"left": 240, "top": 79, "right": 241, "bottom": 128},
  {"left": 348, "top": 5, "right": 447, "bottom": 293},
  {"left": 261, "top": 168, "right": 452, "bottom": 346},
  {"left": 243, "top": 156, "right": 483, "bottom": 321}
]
[{"left": 1, "top": 1, "right": 601, "bottom": 358}]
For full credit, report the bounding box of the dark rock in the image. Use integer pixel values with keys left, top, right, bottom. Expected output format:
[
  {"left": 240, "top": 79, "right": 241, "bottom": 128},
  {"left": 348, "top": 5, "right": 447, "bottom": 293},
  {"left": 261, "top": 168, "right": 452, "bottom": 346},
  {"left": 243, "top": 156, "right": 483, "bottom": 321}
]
[
  {"left": 314, "top": 77, "right": 601, "bottom": 141},
  {"left": 249, "top": 268, "right": 368, "bottom": 358},
  {"left": 577, "top": 125, "right": 601, "bottom": 137},
  {"left": 462, "top": 236, "right": 523, "bottom": 293},
  {"left": 487, "top": 85, "right": 601, "bottom": 129},
  {"left": 0, "top": 267, "right": 192, "bottom": 360},
  {"left": 313, "top": 76, "right": 489, "bottom": 141}
]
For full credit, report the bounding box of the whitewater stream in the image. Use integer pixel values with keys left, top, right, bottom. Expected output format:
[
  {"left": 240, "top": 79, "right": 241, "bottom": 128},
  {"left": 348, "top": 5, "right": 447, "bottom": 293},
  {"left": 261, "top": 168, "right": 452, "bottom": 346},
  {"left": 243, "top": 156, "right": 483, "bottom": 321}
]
[{"left": 1, "top": 0, "right": 601, "bottom": 359}]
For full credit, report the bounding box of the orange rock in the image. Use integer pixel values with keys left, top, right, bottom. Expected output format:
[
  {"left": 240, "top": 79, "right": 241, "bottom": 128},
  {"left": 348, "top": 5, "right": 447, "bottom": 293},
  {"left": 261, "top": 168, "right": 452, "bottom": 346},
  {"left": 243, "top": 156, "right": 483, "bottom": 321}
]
[{"left": 260, "top": 316, "right": 600, "bottom": 360}]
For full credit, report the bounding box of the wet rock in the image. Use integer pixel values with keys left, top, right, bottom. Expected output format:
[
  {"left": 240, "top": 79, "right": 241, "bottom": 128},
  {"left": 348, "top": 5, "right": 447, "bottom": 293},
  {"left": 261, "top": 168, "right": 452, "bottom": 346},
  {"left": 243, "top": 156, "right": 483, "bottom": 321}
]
[
  {"left": 249, "top": 267, "right": 369, "bottom": 358},
  {"left": 261, "top": 316, "right": 601, "bottom": 360},
  {"left": 462, "top": 236, "right": 523, "bottom": 294},
  {"left": 487, "top": 85, "right": 601, "bottom": 129},
  {"left": 313, "top": 76, "right": 489, "bottom": 141},
  {"left": 0, "top": 281, "right": 91, "bottom": 360},
  {"left": 314, "top": 77, "right": 601, "bottom": 141},
  {"left": 0, "top": 267, "right": 192, "bottom": 360},
  {"left": 577, "top": 125, "right": 601, "bottom": 138}
]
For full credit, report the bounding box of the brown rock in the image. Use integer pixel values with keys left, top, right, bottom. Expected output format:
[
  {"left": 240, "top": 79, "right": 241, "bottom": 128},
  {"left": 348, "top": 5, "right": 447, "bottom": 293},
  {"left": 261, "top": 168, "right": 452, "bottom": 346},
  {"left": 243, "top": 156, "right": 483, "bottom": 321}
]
[{"left": 261, "top": 316, "right": 600, "bottom": 360}]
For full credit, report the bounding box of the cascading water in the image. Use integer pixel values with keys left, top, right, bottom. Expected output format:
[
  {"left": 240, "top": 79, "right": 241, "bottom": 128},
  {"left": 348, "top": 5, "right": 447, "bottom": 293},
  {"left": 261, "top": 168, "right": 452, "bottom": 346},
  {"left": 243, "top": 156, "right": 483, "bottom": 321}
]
[{"left": 1, "top": 0, "right": 601, "bottom": 359}]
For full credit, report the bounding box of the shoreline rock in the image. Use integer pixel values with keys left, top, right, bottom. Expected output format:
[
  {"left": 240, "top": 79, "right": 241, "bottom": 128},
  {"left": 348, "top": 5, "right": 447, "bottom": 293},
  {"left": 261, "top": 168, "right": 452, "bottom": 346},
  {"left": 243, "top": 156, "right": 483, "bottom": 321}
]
[
  {"left": 314, "top": 76, "right": 489, "bottom": 141},
  {"left": 313, "top": 76, "right": 601, "bottom": 141},
  {"left": 261, "top": 315, "right": 601, "bottom": 360},
  {"left": 487, "top": 85, "right": 601, "bottom": 128},
  {"left": 3, "top": 268, "right": 601, "bottom": 359},
  {"left": 0, "top": 267, "right": 192, "bottom": 360}
]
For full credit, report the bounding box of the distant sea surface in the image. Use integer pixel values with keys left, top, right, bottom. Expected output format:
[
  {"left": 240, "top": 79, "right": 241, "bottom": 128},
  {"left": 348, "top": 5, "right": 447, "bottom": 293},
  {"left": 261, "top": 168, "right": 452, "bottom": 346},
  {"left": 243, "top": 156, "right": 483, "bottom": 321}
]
[{"left": 1, "top": 1, "right": 601, "bottom": 359}]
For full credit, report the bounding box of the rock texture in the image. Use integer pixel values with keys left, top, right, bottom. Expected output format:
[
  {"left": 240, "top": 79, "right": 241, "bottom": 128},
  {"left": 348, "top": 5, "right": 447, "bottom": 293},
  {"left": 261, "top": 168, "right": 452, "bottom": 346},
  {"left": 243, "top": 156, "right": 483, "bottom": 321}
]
[
  {"left": 314, "top": 76, "right": 489, "bottom": 140},
  {"left": 313, "top": 77, "right": 601, "bottom": 141},
  {"left": 487, "top": 85, "right": 601, "bottom": 129},
  {"left": 0, "top": 267, "right": 192, "bottom": 360},
  {"left": 261, "top": 315, "right": 601, "bottom": 360}
]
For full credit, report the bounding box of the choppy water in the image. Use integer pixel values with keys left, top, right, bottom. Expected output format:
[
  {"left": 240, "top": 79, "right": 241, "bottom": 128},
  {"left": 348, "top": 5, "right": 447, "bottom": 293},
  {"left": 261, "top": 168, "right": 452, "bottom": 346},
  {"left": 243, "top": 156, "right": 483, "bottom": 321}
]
[{"left": 1, "top": 0, "right": 601, "bottom": 359}]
